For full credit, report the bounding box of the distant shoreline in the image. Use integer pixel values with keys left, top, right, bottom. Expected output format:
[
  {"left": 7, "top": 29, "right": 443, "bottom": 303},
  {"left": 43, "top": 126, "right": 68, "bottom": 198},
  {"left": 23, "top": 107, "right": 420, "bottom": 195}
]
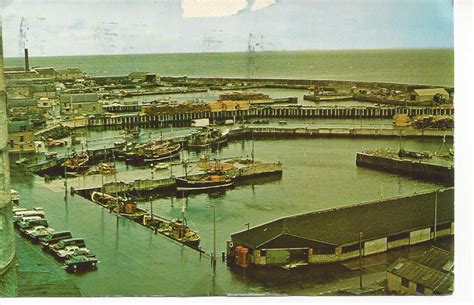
[{"left": 3, "top": 47, "right": 454, "bottom": 60}]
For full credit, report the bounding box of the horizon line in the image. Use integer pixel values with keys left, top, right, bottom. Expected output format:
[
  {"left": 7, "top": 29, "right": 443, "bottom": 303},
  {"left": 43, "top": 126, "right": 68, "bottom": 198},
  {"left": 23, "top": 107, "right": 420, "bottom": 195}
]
[{"left": 3, "top": 47, "right": 454, "bottom": 59}]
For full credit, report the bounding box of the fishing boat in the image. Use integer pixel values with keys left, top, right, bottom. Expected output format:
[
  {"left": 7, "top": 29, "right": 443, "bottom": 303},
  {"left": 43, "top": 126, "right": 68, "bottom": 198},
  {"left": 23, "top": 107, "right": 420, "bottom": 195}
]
[
  {"left": 142, "top": 200, "right": 200, "bottom": 247},
  {"left": 142, "top": 143, "right": 181, "bottom": 163},
  {"left": 63, "top": 152, "right": 89, "bottom": 172},
  {"left": 153, "top": 162, "right": 169, "bottom": 170},
  {"left": 398, "top": 148, "right": 432, "bottom": 159},
  {"left": 91, "top": 192, "right": 147, "bottom": 221},
  {"left": 121, "top": 127, "right": 141, "bottom": 138},
  {"left": 97, "top": 163, "right": 117, "bottom": 175},
  {"left": 125, "top": 141, "right": 182, "bottom": 164},
  {"left": 175, "top": 171, "right": 234, "bottom": 192},
  {"left": 186, "top": 127, "right": 229, "bottom": 150},
  {"left": 113, "top": 139, "right": 126, "bottom": 147}
]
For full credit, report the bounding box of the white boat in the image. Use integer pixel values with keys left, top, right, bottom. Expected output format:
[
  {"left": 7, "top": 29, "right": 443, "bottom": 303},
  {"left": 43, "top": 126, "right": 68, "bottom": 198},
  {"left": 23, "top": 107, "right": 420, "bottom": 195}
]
[{"left": 153, "top": 162, "right": 169, "bottom": 170}]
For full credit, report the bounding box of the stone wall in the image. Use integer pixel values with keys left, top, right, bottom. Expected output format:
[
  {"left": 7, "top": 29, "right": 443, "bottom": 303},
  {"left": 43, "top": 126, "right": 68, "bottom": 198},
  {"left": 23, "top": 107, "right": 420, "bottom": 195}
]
[{"left": 0, "top": 23, "right": 15, "bottom": 274}]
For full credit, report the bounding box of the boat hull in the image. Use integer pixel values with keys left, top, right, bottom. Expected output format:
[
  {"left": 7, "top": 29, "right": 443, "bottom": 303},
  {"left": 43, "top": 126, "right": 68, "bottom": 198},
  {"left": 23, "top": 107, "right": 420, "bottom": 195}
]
[{"left": 175, "top": 177, "right": 234, "bottom": 192}]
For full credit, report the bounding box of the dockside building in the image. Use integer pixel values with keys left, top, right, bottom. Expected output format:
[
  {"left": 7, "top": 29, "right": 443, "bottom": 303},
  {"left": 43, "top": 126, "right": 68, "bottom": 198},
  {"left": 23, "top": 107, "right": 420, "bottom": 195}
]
[{"left": 227, "top": 188, "right": 454, "bottom": 268}]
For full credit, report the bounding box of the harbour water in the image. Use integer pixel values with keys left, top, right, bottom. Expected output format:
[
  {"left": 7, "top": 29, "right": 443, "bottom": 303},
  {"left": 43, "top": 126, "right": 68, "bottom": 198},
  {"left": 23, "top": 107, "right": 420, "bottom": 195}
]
[
  {"left": 10, "top": 133, "right": 450, "bottom": 296},
  {"left": 5, "top": 49, "right": 454, "bottom": 86}
]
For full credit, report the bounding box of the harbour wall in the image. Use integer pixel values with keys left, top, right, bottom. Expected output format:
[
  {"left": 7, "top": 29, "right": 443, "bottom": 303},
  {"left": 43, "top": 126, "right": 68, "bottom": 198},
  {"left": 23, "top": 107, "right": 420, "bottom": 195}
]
[
  {"left": 230, "top": 127, "right": 453, "bottom": 139},
  {"left": 87, "top": 106, "right": 454, "bottom": 128},
  {"left": 356, "top": 152, "right": 454, "bottom": 185},
  {"left": 160, "top": 76, "right": 453, "bottom": 92}
]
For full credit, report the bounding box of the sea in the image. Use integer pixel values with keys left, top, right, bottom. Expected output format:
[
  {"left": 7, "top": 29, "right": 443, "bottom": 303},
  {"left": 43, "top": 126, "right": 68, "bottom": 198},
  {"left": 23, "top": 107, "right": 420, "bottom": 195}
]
[{"left": 5, "top": 49, "right": 454, "bottom": 87}]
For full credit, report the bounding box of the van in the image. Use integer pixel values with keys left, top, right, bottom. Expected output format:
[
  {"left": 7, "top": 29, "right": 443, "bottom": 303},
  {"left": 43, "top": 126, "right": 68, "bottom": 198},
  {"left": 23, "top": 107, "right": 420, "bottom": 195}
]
[
  {"left": 40, "top": 231, "right": 73, "bottom": 247},
  {"left": 13, "top": 209, "right": 45, "bottom": 222},
  {"left": 16, "top": 216, "right": 43, "bottom": 228},
  {"left": 18, "top": 219, "right": 48, "bottom": 231}
]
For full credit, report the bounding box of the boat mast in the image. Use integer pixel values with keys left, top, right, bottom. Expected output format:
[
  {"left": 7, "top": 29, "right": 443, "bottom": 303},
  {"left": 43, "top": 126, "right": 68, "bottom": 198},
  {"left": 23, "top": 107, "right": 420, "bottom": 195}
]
[{"left": 251, "top": 129, "right": 255, "bottom": 163}]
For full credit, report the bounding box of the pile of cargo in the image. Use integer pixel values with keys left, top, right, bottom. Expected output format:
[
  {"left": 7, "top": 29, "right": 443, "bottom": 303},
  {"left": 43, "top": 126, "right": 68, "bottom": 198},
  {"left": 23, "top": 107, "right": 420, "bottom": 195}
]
[
  {"left": 392, "top": 113, "right": 410, "bottom": 127},
  {"left": 37, "top": 125, "right": 72, "bottom": 141},
  {"left": 412, "top": 115, "right": 454, "bottom": 130},
  {"left": 218, "top": 91, "right": 270, "bottom": 101}
]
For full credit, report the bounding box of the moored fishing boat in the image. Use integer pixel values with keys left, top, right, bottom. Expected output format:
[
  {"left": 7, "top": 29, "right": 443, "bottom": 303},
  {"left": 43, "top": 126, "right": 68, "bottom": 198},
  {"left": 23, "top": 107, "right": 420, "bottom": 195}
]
[
  {"left": 142, "top": 201, "right": 200, "bottom": 248},
  {"left": 186, "top": 127, "right": 229, "bottom": 150},
  {"left": 175, "top": 171, "right": 234, "bottom": 192},
  {"left": 63, "top": 151, "right": 89, "bottom": 172},
  {"left": 121, "top": 127, "right": 141, "bottom": 138},
  {"left": 97, "top": 163, "right": 117, "bottom": 175},
  {"left": 91, "top": 192, "right": 147, "bottom": 221},
  {"left": 125, "top": 141, "right": 181, "bottom": 164}
]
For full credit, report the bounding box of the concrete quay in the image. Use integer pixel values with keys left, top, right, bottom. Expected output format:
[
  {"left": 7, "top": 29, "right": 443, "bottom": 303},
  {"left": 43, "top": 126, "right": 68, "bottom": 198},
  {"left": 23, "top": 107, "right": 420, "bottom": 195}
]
[
  {"left": 356, "top": 148, "right": 454, "bottom": 185},
  {"left": 230, "top": 126, "right": 453, "bottom": 140}
]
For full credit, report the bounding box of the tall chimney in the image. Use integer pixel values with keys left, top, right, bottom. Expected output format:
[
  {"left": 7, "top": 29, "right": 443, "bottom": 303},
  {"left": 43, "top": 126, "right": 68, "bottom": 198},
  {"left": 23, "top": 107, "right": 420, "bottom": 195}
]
[{"left": 24, "top": 48, "right": 29, "bottom": 71}]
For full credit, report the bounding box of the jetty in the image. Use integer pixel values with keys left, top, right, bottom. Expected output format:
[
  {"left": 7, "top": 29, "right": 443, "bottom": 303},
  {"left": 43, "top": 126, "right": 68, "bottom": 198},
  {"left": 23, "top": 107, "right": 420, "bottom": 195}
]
[{"left": 55, "top": 157, "right": 284, "bottom": 197}]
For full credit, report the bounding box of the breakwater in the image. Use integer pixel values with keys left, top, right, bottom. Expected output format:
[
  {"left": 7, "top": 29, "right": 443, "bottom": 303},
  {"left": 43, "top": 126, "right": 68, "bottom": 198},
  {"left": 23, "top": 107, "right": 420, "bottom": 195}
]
[
  {"left": 87, "top": 105, "right": 454, "bottom": 128},
  {"left": 230, "top": 127, "right": 452, "bottom": 139}
]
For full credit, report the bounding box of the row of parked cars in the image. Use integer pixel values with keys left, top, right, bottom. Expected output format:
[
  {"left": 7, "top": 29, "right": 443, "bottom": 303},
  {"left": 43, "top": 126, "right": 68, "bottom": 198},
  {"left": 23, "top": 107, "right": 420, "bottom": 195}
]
[{"left": 13, "top": 205, "right": 99, "bottom": 273}]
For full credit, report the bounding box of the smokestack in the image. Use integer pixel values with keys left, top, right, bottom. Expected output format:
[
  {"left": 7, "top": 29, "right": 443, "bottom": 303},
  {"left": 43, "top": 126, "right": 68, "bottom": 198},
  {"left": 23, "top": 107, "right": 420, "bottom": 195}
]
[{"left": 24, "top": 48, "right": 29, "bottom": 71}]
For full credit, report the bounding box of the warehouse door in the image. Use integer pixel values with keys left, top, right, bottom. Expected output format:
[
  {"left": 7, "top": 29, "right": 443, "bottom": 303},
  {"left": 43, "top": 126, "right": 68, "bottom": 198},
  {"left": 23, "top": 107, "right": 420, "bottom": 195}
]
[{"left": 289, "top": 248, "right": 308, "bottom": 263}]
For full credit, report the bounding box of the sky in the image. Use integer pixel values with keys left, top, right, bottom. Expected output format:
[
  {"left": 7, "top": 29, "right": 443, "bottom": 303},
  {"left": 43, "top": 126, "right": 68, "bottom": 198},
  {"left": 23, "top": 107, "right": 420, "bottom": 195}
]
[{"left": 0, "top": 0, "right": 454, "bottom": 57}]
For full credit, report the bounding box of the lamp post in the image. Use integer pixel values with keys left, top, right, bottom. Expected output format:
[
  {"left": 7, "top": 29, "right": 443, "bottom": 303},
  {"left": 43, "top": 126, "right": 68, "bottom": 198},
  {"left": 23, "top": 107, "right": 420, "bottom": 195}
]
[
  {"left": 212, "top": 204, "right": 216, "bottom": 275},
  {"left": 359, "top": 231, "right": 363, "bottom": 289}
]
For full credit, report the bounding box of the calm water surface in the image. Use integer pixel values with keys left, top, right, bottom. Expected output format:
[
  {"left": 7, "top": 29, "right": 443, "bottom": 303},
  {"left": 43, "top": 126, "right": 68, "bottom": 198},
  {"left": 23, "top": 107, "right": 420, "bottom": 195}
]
[
  {"left": 5, "top": 49, "right": 454, "bottom": 86},
  {"left": 10, "top": 136, "right": 449, "bottom": 296}
]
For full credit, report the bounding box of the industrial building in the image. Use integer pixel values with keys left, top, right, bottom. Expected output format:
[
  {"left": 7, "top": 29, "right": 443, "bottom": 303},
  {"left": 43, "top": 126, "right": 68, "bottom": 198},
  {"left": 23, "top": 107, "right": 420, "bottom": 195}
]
[
  {"left": 60, "top": 93, "right": 102, "bottom": 115},
  {"left": 7, "top": 120, "right": 35, "bottom": 154},
  {"left": 228, "top": 188, "right": 454, "bottom": 268},
  {"left": 408, "top": 88, "right": 449, "bottom": 102},
  {"left": 386, "top": 247, "right": 454, "bottom": 295}
]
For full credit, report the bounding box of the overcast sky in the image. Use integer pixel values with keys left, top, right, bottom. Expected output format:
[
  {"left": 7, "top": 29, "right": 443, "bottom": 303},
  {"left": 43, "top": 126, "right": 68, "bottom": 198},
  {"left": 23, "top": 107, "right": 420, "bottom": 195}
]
[{"left": 1, "top": 0, "right": 454, "bottom": 57}]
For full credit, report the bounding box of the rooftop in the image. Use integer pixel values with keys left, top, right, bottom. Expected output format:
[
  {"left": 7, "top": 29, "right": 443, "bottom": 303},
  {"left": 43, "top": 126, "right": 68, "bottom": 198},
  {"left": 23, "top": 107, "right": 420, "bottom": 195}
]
[
  {"left": 414, "top": 247, "right": 454, "bottom": 273},
  {"left": 231, "top": 188, "right": 454, "bottom": 249},
  {"left": 60, "top": 93, "right": 99, "bottom": 103},
  {"left": 387, "top": 255, "right": 453, "bottom": 294},
  {"left": 412, "top": 88, "right": 449, "bottom": 96}
]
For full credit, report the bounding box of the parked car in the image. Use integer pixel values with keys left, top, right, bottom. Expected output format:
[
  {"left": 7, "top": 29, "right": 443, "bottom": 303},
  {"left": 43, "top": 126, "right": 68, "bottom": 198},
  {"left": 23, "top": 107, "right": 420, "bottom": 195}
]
[
  {"left": 55, "top": 246, "right": 90, "bottom": 260},
  {"left": 18, "top": 220, "right": 49, "bottom": 236},
  {"left": 16, "top": 216, "right": 44, "bottom": 229},
  {"left": 40, "top": 231, "right": 73, "bottom": 249},
  {"left": 13, "top": 208, "right": 45, "bottom": 223},
  {"left": 24, "top": 226, "right": 55, "bottom": 241},
  {"left": 64, "top": 255, "right": 99, "bottom": 273},
  {"left": 49, "top": 238, "right": 86, "bottom": 255}
]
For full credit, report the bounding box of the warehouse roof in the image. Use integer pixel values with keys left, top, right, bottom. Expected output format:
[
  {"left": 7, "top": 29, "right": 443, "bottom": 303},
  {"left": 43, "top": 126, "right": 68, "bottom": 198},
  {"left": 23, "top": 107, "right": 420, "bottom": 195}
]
[
  {"left": 387, "top": 256, "right": 453, "bottom": 294},
  {"left": 7, "top": 98, "right": 37, "bottom": 108},
  {"left": 412, "top": 88, "right": 449, "bottom": 96},
  {"left": 415, "top": 247, "right": 454, "bottom": 273},
  {"left": 34, "top": 67, "right": 57, "bottom": 75},
  {"left": 60, "top": 93, "right": 99, "bottom": 103},
  {"left": 231, "top": 188, "right": 454, "bottom": 249}
]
